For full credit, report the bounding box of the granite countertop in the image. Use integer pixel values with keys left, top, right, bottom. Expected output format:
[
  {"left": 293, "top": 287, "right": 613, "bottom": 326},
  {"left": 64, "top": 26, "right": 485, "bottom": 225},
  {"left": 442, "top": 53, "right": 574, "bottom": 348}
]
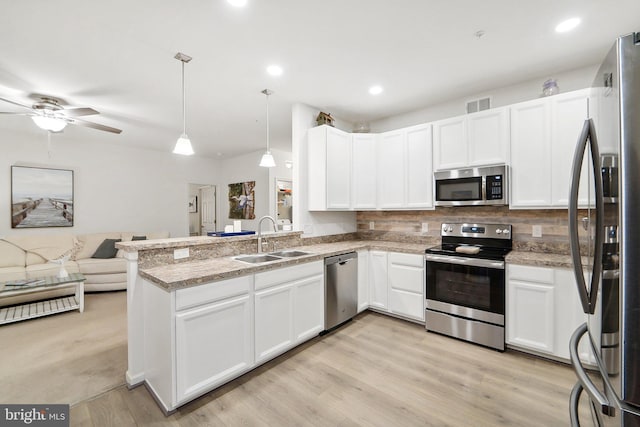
[
  {"left": 139, "top": 240, "right": 429, "bottom": 291},
  {"left": 138, "top": 237, "right": 581, "bottom": 291},
  {"left": 506, "top": 251, "right": 591, "bottom": 270}
]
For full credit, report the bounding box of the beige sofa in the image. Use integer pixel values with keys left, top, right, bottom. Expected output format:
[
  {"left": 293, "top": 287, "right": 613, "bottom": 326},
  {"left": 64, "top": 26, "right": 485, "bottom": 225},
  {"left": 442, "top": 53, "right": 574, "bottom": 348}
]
[{"left": 0, "top": 231, "right": 169, "bottom": 306}]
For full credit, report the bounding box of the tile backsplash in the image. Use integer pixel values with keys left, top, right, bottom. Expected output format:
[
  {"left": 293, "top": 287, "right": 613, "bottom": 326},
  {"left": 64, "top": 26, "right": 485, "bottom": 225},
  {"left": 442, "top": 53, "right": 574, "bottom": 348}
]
[{"left": 356, "top": 207, "right": 590, "bottom": 254}]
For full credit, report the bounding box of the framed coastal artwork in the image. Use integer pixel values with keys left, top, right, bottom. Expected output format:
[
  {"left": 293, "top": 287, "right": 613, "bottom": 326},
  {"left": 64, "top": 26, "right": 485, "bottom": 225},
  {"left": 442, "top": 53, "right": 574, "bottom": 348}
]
[
  {"left": 11, "top": 165, "right": 74, "bottom": 228},
  {"left": 228, "top": 181, "right": 255, "bottom": 220}
]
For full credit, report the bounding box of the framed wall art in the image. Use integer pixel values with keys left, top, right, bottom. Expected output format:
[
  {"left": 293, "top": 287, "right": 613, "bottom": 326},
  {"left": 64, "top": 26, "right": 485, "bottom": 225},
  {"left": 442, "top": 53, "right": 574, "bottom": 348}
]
[
  {"left": 188, "top": 195, "right": 198, "bottom": 213},
  {"left": 11, "top": 165, "right": 74, "bottom": 228},
  {"left": 228, "top": 181, "right": 255, "bottom": 220}
]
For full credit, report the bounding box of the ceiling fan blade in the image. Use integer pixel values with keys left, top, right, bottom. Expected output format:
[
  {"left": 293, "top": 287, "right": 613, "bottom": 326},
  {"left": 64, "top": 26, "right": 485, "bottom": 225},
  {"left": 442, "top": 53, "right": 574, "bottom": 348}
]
[
  {"left": 60, "top": 107, "right": 99, "bottom": 117},
  {"left": 0, "top": 96, "right": 32, "bottom": 111},
  {"left": 0, "top": 111, "right": 33, "bottom": 115},
  {"left": 69, "top": 117, "right": 122, "bottom": 134}
]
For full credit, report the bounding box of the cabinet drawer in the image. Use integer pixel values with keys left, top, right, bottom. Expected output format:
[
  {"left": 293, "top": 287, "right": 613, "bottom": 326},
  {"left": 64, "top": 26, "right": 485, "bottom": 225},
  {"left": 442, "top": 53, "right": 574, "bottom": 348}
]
[
  {"left": 389, "top": 288, "right": 424, "bottom": 322},
  {"left": 507, "top": 264, "right": 554, "bottom": 284},
  {"left": 388, "top": 252, "right": 424, "bottom": 268},
  {"left": 176, "top": 275, "right": 252, "bottom": 311},
  {"left": 255, "top": 261, "right": 323, "bottom": 291}
]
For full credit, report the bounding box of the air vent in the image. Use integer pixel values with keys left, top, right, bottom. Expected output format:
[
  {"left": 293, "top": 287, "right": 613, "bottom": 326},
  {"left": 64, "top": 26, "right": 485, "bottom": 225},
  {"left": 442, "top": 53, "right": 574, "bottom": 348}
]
[{"left": 466, "top": 97, "right": 491, "bottom": 114}]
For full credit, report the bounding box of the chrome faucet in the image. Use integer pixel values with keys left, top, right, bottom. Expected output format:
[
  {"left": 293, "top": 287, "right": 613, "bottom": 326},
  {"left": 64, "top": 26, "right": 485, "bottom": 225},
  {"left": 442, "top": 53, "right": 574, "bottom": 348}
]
[{"left": 257, "top": 215, "right": 278, "bottom": 253}]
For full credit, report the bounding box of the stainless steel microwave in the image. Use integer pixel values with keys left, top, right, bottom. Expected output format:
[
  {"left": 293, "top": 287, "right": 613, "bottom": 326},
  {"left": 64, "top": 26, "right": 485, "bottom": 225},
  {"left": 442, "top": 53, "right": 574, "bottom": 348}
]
[{"left": 434, "top": 165, "right": 508, "bottom": 206}]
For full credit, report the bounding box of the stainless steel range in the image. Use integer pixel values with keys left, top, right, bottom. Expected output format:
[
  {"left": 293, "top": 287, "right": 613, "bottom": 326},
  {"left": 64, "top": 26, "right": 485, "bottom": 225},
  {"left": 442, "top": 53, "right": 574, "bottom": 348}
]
[{"left": 425, "top": 223, "right": 512, "bottom": 351}]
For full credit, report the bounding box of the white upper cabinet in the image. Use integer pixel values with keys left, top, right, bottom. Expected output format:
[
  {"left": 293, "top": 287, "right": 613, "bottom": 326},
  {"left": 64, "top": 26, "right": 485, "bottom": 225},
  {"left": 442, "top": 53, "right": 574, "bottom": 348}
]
[
  {"left": 433, "top": 108, "right": 509, "bottom": 171},
  {"left": 405, "top": 124, "right": 434, "bottom": 208},
  {"left": 351, "top": 133, "right": 377, "bottom": 209},
  {"left": 550, "top": 90, "right": 591, "bottom": 207},
  {"left": 510, "top": 98, "right": 552, "bottom": 207},
  {"left": 510, "top": 89, "right": 590, "bottom": 209},
  {"left": 308, "top": 125, "right": 351, "bottom": 210},
  {"left": 467, "top": 108, "right": 510, "bottom": 167},
  {"left": 433, "top": 116, "right": 466, "bottom": 170},
  {"left": 378, "top": 124, "right": 433, "bottom": 209},
  {"left": 377, "top": 130, "right": 406, "bottom": 209}
]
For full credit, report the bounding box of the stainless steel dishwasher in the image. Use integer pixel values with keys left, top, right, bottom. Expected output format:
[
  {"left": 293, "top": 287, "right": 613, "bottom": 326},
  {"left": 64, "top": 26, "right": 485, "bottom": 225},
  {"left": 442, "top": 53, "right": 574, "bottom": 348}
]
[{"left": 324, "top": 252, "right": 358, "bottom": 331}]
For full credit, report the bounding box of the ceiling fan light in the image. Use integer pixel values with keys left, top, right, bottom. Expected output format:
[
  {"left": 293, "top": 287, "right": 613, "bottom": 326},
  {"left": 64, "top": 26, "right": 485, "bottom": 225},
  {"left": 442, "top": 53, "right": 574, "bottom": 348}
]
[
  {"left": 31, "top": 115, "right": 67, "bottom": 132},
  {"left": 173, "top": 134, "right": 194, "bottom": 155},
  {"left": 259, "top": 151, "right": 276, "bottom": 168}
]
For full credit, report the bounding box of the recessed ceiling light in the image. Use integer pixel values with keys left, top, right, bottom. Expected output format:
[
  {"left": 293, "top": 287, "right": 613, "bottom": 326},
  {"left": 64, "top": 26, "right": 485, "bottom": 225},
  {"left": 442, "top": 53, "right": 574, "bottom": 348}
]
[
  {"left": 266, "top": 65, "right": 283, "bottom": 76},
  {"left": 369, "top": 85, "right": 383, "bottom": 95},
  {"left": 227, "top": 0, "right": 247, "bottom": 7},
  {"left": 555, "top": 17, "right": 581, "bottom": 33}
]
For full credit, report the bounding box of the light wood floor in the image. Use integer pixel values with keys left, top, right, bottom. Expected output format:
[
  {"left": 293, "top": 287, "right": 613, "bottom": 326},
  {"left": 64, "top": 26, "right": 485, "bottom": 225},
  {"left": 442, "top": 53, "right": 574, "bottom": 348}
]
[{"left": 2, "top": 292, "right": 590, "bottom": 426}]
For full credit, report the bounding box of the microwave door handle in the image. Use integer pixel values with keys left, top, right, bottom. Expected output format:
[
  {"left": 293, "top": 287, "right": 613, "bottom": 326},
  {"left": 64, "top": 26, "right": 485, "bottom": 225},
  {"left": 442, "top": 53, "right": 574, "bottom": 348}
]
[{"left": 569, "top": 119, "right": 604, "bottom": 315}]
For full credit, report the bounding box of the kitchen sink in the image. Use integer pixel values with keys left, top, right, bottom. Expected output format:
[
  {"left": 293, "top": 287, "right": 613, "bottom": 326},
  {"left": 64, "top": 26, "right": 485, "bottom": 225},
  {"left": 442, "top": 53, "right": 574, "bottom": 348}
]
[
  {"left": 268, "top": 250, "right": 311, "bottom": 258},
  {"left": 234, "top": 254, "right": 282, "bottom": 264}
]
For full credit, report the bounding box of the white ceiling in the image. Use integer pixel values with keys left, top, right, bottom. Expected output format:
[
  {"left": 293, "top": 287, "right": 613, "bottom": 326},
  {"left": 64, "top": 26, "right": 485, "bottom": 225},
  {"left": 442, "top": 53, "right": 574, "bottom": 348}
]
[{"left": 1, "top": 0, "right": 638, "bottom": 159}]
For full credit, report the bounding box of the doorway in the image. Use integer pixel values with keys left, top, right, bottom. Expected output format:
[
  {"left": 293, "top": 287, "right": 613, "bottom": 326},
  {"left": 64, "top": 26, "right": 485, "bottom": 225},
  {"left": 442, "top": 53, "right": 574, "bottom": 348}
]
[
  {"left": 275, "top": 179, "right": 292, "bottom": 230},
  {"left": 188, "top": 184, "right": 217, "bottom": 236}
]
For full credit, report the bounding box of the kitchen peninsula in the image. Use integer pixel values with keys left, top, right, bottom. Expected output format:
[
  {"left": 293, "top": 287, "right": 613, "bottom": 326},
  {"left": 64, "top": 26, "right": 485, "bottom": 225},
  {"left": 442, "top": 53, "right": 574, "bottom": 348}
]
[{"left": 116, "top": 232, "right": 431, "bottom": 413}]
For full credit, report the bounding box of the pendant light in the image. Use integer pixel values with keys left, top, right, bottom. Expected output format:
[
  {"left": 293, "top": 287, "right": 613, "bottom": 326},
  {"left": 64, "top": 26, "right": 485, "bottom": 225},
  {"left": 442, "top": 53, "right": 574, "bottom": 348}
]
[
  {"left": 259, "top": 89, "right": 276, "bottom": 167},
  {"left": 173, "top": 52, "right": 194, "bottom": 155}
]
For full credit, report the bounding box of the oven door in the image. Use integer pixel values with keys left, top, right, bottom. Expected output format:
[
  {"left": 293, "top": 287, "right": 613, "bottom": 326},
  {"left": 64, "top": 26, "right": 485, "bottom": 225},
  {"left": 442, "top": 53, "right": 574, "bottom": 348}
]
[{"left": 426, "top": 254, "right": 505, "bottom": 325}]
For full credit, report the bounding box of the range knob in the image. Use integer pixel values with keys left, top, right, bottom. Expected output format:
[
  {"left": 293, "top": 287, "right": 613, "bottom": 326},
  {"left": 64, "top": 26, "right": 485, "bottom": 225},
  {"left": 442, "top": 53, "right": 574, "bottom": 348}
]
[
  {"left": 502, "top": 228, "right": 510, "bottom": 235},
  {"left": 447, "top": 226, "right": 454, "bottom": 232},
  {"left": 496, "top": 229, "right": 503, "bottom": 234},
  {"left": 442, "top": 225, "right": 448, "bottom": 233}
]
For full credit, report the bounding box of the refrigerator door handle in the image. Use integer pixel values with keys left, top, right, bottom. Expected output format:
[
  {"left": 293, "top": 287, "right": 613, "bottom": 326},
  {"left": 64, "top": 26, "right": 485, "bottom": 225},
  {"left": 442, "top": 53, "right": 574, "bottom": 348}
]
[
  {"left": 570, "top": 323, "right": 616, "bottom": 418},
  {"left": 568, "top": 118, "right": 604, "bottom": 314}
]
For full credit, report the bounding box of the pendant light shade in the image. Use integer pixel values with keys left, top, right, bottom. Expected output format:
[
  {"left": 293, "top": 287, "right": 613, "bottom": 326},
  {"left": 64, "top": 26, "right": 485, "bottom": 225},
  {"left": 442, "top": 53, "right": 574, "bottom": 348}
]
[
  {"left": 259, "top": 89, "right": 275, "bottom": 168},
  {"left": 173, "top": 52, "right": 194, "bottom": 155}
]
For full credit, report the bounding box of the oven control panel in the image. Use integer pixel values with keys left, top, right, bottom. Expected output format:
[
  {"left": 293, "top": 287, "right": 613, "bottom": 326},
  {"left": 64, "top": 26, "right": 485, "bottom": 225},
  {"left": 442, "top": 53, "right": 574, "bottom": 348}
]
[{"left": 441, "top": 223, "right": 512, "bottom": 239}]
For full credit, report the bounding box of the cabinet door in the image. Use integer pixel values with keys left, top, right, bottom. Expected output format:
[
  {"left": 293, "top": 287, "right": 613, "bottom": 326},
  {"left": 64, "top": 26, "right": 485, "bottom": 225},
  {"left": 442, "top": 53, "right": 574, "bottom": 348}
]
[
  {"left": 510, "top": 99, "right": 552, "bottom": 207},
  {"left": 388, "top": 253, "right": 424, "bottom": 321},
  {"left": 357, "top": 250, "right": 369, "bottom": 313},
  {"left": 507, "top": 265, "right": 555, "bottom": 353},
  {"left": 554, "top": 268, "right": 593, "bottom": 362},
  {"left": 326, "top": 127, "right": 352, "bottom": 209},
  {"left": 254, "top": 283, "right": 294, "bottom": 363},
  {"left": 377, "top": 131, "right": 405, "bottom": 208},
  {"left": 352, "top": 134, "right": 377, "bottom": 209},
  {"left": 293, "top": 274, "right": 324, "bottom": 343},
  {"left": 175, "top": 294, "right": 253, "bottom": 403},
  {"left": 433, "top": 116, "right": 466, "bottom": 170},
  {"left": 405, "top": 124, "right": 433, "bottom": 208},
  {"left": 550, "top": 90, "right": 590, "bottom": 207},
  {"left": 369, "top": 251, "right": 388, "bottom": 310},
  {"left": 467, "top": 108, "right": 509, "bottom": 167}
]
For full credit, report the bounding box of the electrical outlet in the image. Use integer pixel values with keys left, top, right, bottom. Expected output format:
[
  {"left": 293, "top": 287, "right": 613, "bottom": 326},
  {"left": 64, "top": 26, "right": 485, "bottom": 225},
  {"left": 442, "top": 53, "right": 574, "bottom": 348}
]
[
  {"left": 369, "top": 221, "right": 375, "bottom": 230},
  {"left": 532, "top": 225, "right": 542, "bottom": 238},
  {"left": 421, "top": 223, "right": 429, "bottom": 233},
  {"left": 174, "top": 248, "right": 189, "bottom": 260}
]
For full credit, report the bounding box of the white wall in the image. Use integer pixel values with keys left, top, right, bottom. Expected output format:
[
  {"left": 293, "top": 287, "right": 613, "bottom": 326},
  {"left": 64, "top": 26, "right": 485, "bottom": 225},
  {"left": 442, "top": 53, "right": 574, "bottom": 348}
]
[
  {"left": 371, "top": 64, "right": 599, "bottom": 132},
  {"left": 291, "top": 103, "right": 357, "bottom": 238},
  {"left": 1, "top": 127, "right": 219, "bottom": 239}
]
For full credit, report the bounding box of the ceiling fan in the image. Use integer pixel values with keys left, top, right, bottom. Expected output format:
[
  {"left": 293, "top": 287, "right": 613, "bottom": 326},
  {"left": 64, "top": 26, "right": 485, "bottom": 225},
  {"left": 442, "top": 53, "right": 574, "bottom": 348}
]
[{"left": 0, "top": 95, "right": 122, "bottom": 134}]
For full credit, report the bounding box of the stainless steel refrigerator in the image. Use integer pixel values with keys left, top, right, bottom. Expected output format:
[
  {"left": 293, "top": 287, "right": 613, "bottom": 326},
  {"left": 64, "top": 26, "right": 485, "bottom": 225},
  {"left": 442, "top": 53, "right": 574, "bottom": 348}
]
[{"left": 569, "top": 32, "right": 640, "bottom": 426}]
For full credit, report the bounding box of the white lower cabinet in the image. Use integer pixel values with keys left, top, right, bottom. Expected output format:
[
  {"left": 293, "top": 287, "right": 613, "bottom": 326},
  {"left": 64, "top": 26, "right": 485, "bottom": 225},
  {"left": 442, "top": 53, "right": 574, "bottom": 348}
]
[
  {"left": 369, "top": 251, "right": 388, "bottom": 310},
  {"left": 254, "top": 261, "right": 324, "bottom": 364},
  {"left": 366, "top": 250, "right": 425, "bottom": 323},
  {"left": 506, "top": 264, "right": 592, "bottom": 363},
  {"left": 143, "top": 261, "right": 324, "bottom": 412},
  {"left": 388, "top": 252, "right": 425, "bottom": 322},
  {"left": 357, "top": 250, "right": 370, "bottom": 313},
  {"left": 175, "top": 293, "right": 253, "bottom": 403},
  {"left": 254, "top": 283, "right": 294, "bottom": 363}
]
